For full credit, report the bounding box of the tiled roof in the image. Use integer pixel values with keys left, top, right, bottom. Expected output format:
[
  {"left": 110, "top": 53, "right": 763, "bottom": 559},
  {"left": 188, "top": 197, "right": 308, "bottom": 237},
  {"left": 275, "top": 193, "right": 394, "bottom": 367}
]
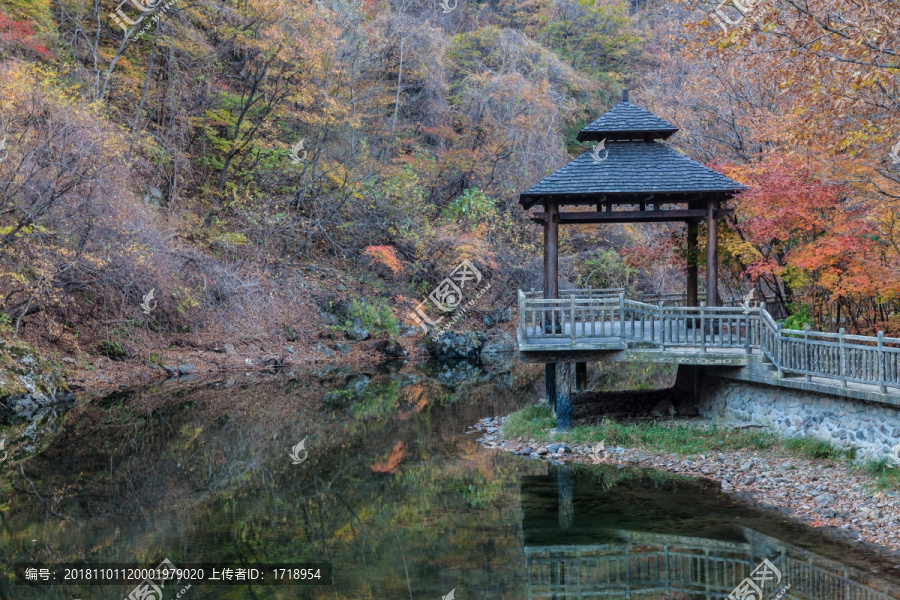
[
  {"left": 577, "top": 101, "right": 679, "bottom": 142},
  {"left": 519, "top": 141, "right": 747, "bottom": 208}
]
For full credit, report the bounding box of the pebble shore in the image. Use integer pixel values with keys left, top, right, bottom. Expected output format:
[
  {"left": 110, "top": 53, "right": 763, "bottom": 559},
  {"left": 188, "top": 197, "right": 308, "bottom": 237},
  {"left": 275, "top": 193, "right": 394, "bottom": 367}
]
[{"left": 471, "top": 415, "right": 900, "bottom": 553}]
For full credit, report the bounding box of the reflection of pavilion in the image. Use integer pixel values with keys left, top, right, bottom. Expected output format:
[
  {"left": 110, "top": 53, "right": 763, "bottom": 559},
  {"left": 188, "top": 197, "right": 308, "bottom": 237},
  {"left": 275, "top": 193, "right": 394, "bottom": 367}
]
[{"left": 522, "top": 468, "right": 900, "bottom": 600}]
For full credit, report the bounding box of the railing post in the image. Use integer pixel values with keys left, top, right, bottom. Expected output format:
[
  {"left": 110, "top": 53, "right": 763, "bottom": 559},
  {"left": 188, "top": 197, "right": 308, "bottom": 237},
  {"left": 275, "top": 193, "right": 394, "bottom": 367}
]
[
  {"left": 620, "top": 293, "right": 627, "bottom": 342},
  {"left": 699, "top": 305, "right": 705, "bottom": 352},
  {"left": 838, "top": 328, "right": 846, "bottom": 388},
  {"left": 776, "top": 324, "right": 783, "bottom": 378},
  {"left": 570, "top": 295, "right": 577, "bottom": 344},
  {"left": 878, "top": 331, "right": 886, "bottom": 393},
  {"left": 804, "top": 324, "right": 811, "bottom": 382},
  {"left": 659, "top": 301, "right": 665, "bottom": 349},
  {"left": 744, "top": 311, "right": 751, "bottom": 355},
  {"left": 518, "top": 290, "right": 526, "bottom": 342}
]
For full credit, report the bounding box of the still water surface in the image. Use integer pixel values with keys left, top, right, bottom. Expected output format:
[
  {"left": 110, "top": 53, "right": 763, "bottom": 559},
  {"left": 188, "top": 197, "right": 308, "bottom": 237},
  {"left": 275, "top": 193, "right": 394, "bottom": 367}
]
[{"left": 1, "top": 359, "right": 899, "bottom": 599}]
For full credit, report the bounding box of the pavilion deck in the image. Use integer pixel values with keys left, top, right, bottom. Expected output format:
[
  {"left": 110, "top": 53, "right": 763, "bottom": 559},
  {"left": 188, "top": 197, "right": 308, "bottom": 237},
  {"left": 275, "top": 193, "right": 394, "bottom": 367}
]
[{"left": 517, "top": 289, "right": 900, "bottom": 399}]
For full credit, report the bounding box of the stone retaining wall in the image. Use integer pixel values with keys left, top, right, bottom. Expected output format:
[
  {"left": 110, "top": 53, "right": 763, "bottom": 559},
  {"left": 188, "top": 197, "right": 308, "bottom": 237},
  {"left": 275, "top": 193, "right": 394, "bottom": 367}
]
[{"left": 679, "top": 367, "right": 900, "bottom": 461}]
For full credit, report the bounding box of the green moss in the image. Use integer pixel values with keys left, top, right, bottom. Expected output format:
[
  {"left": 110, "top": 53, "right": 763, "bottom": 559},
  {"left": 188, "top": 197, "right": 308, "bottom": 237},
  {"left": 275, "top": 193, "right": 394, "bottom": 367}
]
[{"left": 0, "top": 336, "right": 67, "bottom": 399}]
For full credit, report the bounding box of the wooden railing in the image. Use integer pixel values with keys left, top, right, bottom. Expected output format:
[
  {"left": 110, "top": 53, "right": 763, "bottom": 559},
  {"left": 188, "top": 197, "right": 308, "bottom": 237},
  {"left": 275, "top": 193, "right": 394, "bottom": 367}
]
[{"left": 517, "top": 289, "right": 900, "bottom": 394}]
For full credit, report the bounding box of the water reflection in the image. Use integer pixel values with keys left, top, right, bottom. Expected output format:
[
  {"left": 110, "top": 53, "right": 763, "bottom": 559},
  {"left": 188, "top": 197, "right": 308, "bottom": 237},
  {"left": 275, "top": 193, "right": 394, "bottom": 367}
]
[
  {"left": 0, "top": 360, "right": 897, "bottom": 600},
  {"left": 524, "top": 466, "right": 900, "bottom": 600}
]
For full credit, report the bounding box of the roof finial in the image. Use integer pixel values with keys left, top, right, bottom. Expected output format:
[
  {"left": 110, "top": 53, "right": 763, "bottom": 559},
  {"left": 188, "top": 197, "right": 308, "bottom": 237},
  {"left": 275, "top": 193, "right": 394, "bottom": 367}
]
[{"left": 622, "top": 89, "right": 629, "bottom": 102}]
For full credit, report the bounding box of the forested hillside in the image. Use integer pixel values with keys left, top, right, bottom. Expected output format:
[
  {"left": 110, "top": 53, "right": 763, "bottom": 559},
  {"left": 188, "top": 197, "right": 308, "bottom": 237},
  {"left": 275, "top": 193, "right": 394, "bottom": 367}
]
[{"left": 0, "top": 0, "right": 898, "bottom": 373}]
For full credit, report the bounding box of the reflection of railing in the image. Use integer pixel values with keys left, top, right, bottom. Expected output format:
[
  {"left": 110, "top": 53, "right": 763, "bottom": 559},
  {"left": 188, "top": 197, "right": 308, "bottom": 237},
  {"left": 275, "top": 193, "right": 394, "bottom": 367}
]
[
  {"left": 525, "top": 530, "right": 900, "bottom": 600},
  {"left": 517, "top": 289, "right": 900, "bottom": 394},
  {"left": 783, "top": 554, "right": 899, "bottom": 600},
  {"left": 525, "top": 542, "right": 753, "bottom": 600}
]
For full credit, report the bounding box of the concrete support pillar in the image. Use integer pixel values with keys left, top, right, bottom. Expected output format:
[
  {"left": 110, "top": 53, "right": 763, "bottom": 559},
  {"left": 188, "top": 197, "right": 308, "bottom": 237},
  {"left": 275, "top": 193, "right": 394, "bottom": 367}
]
[
  {"left": 545, "top": 363, "right": 557, "bottom": 412},
  {"left": 555, "top": 362, "right": 573, "bottom": 431}
]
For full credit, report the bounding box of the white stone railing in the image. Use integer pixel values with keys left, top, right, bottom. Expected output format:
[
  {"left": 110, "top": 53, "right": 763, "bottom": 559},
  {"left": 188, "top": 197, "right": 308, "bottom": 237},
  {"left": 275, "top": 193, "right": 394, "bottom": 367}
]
[{"left": 517, "top": 290, "right": 900, "bottom": 394}]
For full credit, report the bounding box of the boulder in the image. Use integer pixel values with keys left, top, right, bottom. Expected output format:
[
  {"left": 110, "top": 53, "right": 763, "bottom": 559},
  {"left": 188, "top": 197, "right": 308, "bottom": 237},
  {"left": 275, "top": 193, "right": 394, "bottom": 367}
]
[
  {"left": 375, "top": 339, "right": 408, "bottom": 358},
  {"left": 482, "top": 331, "right": 515, "bottom": 356},
  {"left": 315, "top": 342, "right": 336, "bottom": 358},
  {"left": 345, "top": 317, "right": 370, "bottom": 341},
  {"left": 424, "top": 331, "right": 486, "bottom": 360},
  {"left": 177, "top": 363, "right": 198, "bottom": 376}
]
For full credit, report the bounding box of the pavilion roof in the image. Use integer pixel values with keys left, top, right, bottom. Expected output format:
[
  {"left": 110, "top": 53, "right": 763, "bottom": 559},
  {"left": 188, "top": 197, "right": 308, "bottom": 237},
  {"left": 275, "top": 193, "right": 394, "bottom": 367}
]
[
  {"left": 519, "top": 97, "right": 746, "bottom": 209},
  {"left": 576, "top": 101, "right": 678, "bottom": 142},
  {"left": 519, "top": 141, "right": 747, "bottom": 209}
]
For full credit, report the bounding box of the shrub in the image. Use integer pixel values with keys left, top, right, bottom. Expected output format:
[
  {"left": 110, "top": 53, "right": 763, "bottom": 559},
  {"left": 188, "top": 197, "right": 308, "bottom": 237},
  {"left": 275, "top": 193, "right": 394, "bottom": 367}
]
[
  {"left": 342, "top": 299, "right": 399, "bottom": 337},
  {"left": 98, "top": 341, "right": 126, "bottom": 360}
]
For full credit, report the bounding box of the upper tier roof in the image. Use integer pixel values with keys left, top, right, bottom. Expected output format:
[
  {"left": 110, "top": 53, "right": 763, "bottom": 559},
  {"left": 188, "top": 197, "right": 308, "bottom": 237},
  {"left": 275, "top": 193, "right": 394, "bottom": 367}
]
[{"left": 577, "top": 101, "right": 679, "bottom": 142}]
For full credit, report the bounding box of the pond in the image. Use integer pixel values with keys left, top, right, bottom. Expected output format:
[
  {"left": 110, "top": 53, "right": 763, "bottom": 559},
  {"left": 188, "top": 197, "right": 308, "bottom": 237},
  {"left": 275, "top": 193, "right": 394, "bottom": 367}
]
[{"left": 1, "top": 359, "right": 899, "bottom": 599}]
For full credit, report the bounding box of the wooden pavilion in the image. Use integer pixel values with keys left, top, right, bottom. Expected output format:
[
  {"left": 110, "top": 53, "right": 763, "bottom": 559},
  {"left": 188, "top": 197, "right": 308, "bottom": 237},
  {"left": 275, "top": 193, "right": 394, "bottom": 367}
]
[{"left": 520, "top": 90, "right": 746, "bottom": 429}]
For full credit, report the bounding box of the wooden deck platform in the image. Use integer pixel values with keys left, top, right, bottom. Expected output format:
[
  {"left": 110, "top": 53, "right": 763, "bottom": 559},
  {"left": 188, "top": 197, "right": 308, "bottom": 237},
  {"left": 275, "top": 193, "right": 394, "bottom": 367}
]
[{"left": 517, "top": 290, "right": 900, "bottom": 402}]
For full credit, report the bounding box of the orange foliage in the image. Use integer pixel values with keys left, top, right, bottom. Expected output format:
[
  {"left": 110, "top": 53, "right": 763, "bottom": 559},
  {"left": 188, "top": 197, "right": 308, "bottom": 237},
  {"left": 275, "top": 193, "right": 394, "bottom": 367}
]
[
  {"left": 370, "top": 441, "right": 408, "bottom": 474},
  {"left": 722, "top": 157, "right": 888, "bottom": 300},
  {"left": 364, "top": 245, "right": 404, "bottom": 274}
]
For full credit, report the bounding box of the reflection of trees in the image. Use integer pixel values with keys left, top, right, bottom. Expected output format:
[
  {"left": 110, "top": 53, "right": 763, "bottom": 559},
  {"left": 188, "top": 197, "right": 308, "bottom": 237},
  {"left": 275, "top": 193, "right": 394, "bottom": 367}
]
[{"left": 0, "top": 366, "right": 545, "bottom": 599}]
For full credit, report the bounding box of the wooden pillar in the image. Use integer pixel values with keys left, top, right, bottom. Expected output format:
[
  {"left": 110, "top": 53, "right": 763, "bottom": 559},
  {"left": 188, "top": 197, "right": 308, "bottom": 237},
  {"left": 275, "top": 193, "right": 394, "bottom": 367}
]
[
  {"left": 543, "top": 201, "right": 559, "bottom": 301},
  {"left": 543, "top": 202, "right": 565, "bottom": 426},
  {"left": 686, "top": 221, "right": 699, "bottom": 308},
  {"left": 575, "top": 362, "right": 587, "bottom": 390},
  {"left": 706, "top": 199, "right": 718, "bottom": 307}
]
